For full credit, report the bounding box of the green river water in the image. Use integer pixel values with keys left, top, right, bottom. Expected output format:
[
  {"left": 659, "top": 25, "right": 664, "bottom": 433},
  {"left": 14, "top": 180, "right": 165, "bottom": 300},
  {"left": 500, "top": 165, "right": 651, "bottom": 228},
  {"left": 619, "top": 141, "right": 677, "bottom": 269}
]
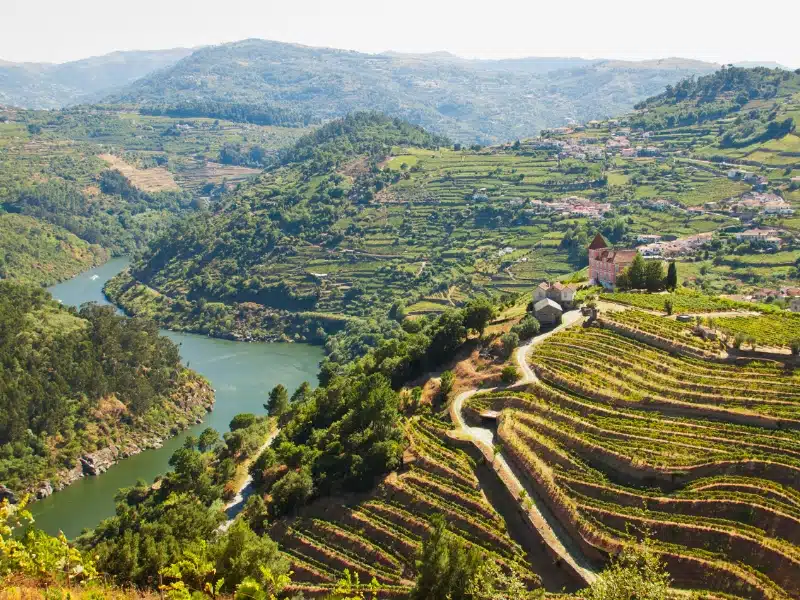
[{"left": 30, "top": 258, "right": 324, "bottom": 538}]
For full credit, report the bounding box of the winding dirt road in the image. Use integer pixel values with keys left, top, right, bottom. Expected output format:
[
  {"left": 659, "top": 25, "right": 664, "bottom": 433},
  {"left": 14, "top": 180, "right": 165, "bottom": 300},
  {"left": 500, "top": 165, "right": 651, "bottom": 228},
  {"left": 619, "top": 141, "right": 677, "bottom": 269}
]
[
  {"left": 219, "top": 428, "right": 281, "bottom": 532},
  {"left": 450, "top": 311, "right": 598, "bottom": 585}
]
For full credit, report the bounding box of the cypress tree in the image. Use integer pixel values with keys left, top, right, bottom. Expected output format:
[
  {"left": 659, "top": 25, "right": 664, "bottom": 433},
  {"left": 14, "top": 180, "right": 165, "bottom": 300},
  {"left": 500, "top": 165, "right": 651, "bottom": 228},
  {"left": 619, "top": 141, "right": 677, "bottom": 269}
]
[{"left": 666, "top": 261, "right": 678, "bottom": 290}]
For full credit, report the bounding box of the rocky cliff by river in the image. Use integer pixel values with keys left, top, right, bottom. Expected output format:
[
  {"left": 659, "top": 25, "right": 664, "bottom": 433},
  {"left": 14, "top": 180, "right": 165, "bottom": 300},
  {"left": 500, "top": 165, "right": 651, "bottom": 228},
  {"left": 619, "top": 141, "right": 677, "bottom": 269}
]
[{"left": 22, "top": 375, "right": 215, "bottom": 502}]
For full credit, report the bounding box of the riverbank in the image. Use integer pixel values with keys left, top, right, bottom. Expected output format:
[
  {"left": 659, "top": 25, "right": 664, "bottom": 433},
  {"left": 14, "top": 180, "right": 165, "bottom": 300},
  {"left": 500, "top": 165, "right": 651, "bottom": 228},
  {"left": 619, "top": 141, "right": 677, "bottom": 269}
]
[
  {"left": 21, "top": 373, "right": 215, "bottom": 502},
  {"left": 105, "top": 269, "right": 352, "bottom": 344},
  {"left": 30, "top": 259, "right": 323, "bottom": 538}
]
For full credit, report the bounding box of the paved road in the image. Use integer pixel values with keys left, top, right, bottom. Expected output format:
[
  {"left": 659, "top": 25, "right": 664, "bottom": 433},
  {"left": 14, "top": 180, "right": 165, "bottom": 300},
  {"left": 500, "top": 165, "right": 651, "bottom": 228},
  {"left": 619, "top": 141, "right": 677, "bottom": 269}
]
[{"left": 451, "top": 311, "right": 597, "bottom": 585}]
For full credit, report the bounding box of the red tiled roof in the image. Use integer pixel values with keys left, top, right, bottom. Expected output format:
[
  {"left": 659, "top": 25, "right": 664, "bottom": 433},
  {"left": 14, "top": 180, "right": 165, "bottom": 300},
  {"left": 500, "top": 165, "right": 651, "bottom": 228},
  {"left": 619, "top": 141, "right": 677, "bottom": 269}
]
[{"left": 588, "top": 233, "right": 608, "bottom": 250}]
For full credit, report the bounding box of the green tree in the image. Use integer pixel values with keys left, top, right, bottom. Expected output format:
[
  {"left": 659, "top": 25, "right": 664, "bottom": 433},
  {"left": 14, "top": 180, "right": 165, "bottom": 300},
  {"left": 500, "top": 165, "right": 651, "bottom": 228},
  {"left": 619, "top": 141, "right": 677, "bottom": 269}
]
[
  {"left": 269, "top": 468, "right": 314, "bottom": 517},
  {"left": 511, "top": 316, "right": 540, "bottom": 340},
  {"left": 663, "top": 298, "right": 674, "bottom": 316},
  {"left": 213, "top": 520, "right": 288, "bottom": 592},
  {"left": 290, "top": 381, "right": 312, "bottom": 404},
  {"left": 501, "top": 364, "right": 519, "bottom": 384},
  {"left": 500, "top": 332, "right": 520, "bottom": 358},
  {"left": 665, "top": 261, "right": 678, "bottom": 290},
  {"left": 410, "top": 516, "right": 484, "bottom": 600},
  {"left": 229, "top": 413, "right": 257, "bottom": 431},
  {"left": 643, "top": 260, "right": 665, "bottom": 292},
  {"left": 439, "top": 370, "right": 455, "bottom": 399},
  {"left": 198, "top": 428, "right": 221, "bottom": 453},
  {"left": 582, "top": 539, "right": 670, "bottom": 600},
  {"left": 464, "top": 298, "right": 496, "bottom": 337},
  {"left": 626, "top": 254, "right": 647, "bottom": 289},
  {"left": 265, "top": 385, "right": 289, "bottom": 417},
  {"left": 466, "top": 559, "right": 539, "bottom": 600}
]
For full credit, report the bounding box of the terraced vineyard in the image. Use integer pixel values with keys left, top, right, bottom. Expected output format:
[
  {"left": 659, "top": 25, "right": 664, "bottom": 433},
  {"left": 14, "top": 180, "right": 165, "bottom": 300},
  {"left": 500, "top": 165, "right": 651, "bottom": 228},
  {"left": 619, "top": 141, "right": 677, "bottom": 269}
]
[
  {"left": 530, "top": 326, "right": 800, "bottom": 425},
  {"left": 271, "top": 417, "right": 542, "bottom": 597},
  {"left": 600, "top": 289, "right": 758, "bottom": 314},
  {"left": 715, "top": 312, "right": 800, "bottom": 349},
  {"left": 459, "top": 318, "right": 800, "bottom": 599},
  {"left": 598, "top": 308, "right": 719, "bottom": 355}
]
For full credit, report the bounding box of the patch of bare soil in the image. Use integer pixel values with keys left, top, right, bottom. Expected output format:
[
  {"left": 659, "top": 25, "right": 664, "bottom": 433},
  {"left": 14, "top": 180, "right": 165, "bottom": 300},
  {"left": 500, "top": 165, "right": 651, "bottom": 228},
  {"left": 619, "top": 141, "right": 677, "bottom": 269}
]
[
  {"left": 176, "top": 161, "right": 262, "bottom": 190},
  {"left": 338, "top": 156, "right": 369, "bottom": 178},
  {"left": 99, "top": 153, "right": 180, "bottom": 192}
]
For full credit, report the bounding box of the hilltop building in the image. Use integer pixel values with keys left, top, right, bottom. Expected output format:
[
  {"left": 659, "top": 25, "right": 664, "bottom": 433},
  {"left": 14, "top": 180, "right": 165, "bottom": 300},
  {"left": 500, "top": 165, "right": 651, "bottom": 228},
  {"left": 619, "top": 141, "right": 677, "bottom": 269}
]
[
  {"left": 588, "top": 233, "right": 638, "bottom": 289},
  {"left": 533, "top": 298, "right": 563, "bottom": 325},
  {"left": 534, "top": 281, "right": 577, "bottom": 308}
]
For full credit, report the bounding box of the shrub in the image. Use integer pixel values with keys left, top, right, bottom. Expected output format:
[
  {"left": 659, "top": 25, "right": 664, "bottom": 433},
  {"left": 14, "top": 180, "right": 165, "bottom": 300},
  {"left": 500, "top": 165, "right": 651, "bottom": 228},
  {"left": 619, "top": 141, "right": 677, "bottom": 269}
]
[
  {"left": 791, "top": 340, "right": 800, "bottom": 356},
  {"left": 229, "top": 413, "right": 258, "bottom": 431},
  {"left": 501, "top": 365, "right": 519, "bottom": 384},
  {"left": 733, "top": 333, "right": 745, "bottom": 349},
  {"left": 500, "top": 332, "right": 520, "bottom": 358},
  {"left": 511, "top": 316, "right": 540, "bottom": 340},
  {"left": 664, "top": 298, "right": 673, "bottom": 315}
]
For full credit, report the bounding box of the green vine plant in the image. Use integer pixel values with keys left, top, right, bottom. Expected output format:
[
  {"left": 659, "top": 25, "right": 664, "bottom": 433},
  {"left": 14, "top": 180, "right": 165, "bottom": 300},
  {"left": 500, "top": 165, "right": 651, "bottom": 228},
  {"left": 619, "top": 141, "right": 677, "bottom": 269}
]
[{"left": 0, "top": 497, "right": 97, "bottom": 585}]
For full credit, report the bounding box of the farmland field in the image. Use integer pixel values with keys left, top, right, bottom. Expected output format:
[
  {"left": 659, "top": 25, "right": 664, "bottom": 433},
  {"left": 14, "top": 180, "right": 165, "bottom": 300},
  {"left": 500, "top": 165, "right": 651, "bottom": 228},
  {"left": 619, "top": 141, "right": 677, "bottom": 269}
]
[
  {"left": 600, "top": 289, "right": 759, "bottom": 314},
  {"left": 715, "top": 313, "right": 800, "bottom": 348}
]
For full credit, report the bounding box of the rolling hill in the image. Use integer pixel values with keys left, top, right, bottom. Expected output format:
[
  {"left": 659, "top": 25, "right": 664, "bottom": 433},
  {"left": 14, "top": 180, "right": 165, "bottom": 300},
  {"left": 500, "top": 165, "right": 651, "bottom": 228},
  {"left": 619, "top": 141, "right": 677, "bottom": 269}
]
[
  {"left": 0, "top": 47, "right": 193, "bottom": 109},
  {"left": 105, "top": 39, "right": 721, "bottom": 143}
]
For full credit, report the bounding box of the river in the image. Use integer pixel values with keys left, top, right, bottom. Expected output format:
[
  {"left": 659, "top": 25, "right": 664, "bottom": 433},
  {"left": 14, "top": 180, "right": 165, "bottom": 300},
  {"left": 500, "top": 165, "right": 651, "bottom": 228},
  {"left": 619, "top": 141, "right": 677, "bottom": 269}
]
[{"left": 30, "top": 258, "right": 324, "bottom": 539}]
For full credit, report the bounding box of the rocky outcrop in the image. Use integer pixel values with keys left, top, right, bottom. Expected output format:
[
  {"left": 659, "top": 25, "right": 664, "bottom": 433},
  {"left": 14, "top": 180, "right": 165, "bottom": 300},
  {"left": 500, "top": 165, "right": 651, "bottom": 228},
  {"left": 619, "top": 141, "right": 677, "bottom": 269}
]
[
  {"left": 24, "top": 374, "right": 215, "bottom": 502},
  {"left": 35, "top": 481, "right": 53, "bottom": 499},
  {"left": 0, "top": 484, "right": 17, "bottom": 503},
  {"left": 80, "top": 447, "right": 117, "bottom": 476}
]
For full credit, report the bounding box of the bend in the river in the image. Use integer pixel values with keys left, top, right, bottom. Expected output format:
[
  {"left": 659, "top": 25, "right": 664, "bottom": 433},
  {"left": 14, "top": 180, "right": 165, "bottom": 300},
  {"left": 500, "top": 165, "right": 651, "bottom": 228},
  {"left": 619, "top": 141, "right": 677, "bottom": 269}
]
[{"left": 31, "top": 259, "right": 323, "bottom": 539}]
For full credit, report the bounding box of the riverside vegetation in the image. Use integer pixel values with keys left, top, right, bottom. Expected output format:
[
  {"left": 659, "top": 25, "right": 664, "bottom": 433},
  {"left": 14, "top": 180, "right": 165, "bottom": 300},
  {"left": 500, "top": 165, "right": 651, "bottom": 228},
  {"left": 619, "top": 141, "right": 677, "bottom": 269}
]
[{"left": 0, "top": 281, "right": 213, "bottom": 499}]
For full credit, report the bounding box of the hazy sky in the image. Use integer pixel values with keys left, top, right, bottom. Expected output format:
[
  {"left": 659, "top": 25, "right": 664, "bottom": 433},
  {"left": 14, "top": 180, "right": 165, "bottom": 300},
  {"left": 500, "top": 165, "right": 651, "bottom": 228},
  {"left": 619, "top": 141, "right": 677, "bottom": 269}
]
[{"left": 3, "top": 0, "right": 799, "bottom": 67}]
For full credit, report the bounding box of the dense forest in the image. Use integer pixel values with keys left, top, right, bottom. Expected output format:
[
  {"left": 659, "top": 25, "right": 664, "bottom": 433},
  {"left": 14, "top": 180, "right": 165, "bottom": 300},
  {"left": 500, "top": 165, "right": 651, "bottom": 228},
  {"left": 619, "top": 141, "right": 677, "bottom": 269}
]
[
  {"left": 0, "top": 282, "right": 212, "bottom": 495},
  {"left": 140, "top": 100, "right": 313, "bottom": 127}
]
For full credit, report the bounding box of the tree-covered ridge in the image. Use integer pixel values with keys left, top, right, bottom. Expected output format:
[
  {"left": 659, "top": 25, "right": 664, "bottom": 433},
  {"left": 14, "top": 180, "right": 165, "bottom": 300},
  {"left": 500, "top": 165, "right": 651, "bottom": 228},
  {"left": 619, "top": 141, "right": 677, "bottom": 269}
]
[
  {"left": 0, "top": 213, "right": 108, "bottom": 285},
  {"left": 0, "top": 282, "right": 213, "bottom": 496},
  {"left": 638, "top": 66, "right": 799, "bottom": 108},
  {"left": 277, "top": 112, "right": 450, "bottom": 172},
  {"left": 140, "top": 99, "right": 313, "bottom": 128},
  {"left": 629, "top": 66, "right": 800, "bottom": 134}
]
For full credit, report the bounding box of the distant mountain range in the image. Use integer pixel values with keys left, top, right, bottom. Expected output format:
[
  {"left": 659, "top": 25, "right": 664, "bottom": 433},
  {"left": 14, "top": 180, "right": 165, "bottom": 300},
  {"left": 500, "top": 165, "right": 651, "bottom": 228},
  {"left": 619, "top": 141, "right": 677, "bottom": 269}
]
[
  {"left": 0, "top": 48, "right": 193, "bottom": 109},
  {"left": 0, "top": 39, "right": 791, "bottom": 142}
]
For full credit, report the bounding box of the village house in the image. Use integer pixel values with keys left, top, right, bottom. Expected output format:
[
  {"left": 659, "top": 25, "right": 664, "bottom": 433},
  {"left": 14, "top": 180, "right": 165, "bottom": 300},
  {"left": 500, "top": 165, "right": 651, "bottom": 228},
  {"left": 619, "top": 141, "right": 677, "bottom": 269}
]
[
  {"left": 534, "top": 281, "right": 577, "bottom": 308},
  {"left": 636, "top": 232, "right": 712, "bottom": 258},
  {"left": 533, "top": 298, "right": 563, "bottom": 325},
  {"left": 728, "top": 169, "right": 755, "bottom": 180},
  {"left": 636, "top": 234, "right": 662, "bottom": 244},
  {"left": 588, "top": 233, "right": 638, "bottom": 289},
  {"left": 735, "top": 228, "right": 779, "bottom": 242}
]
